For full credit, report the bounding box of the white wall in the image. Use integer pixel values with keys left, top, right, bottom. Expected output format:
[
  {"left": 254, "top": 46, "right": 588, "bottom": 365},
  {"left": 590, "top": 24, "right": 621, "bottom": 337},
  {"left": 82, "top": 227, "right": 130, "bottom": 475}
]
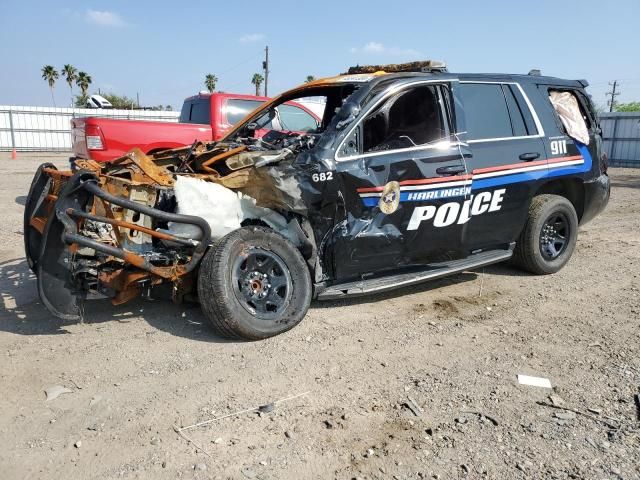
[{"left": 0, "top": 105, "right": 180, "bottom": 151}]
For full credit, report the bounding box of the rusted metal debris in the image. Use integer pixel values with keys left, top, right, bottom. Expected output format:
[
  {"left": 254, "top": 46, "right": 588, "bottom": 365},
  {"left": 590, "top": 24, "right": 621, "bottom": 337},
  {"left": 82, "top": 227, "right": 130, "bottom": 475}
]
[{"left": 345, "top": 60, "right": 447, "bottom": 75}]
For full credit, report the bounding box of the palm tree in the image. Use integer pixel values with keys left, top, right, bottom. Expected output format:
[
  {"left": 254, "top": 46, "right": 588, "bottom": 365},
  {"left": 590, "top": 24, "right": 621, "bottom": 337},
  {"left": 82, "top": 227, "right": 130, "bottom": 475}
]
[
  {"left": 204, "top": 74, "right": 218, "bottom": 93},
  {"left": 41, "top": 65, "right": 59, "bottom": 107},
  {"left": 305, "top": 75, "right": 316, "bottom": 83},
  {"left": 61, "top": 64, "right": 78, "bottom": 107},
  {"left": 251, "top": 73, "right": 264, "bottom": 96},
  {"left": 76, "top": 72, "right": 92, "bottom": 105}
]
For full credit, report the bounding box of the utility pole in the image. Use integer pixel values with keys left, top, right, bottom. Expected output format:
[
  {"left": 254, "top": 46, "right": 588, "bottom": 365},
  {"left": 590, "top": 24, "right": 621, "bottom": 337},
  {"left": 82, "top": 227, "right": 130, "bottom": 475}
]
[
  {"left": 263, "top": 45, "right": 269, "bottom": 97},
  {"left": 606, "top": 80, "right": 620, "bottom": 112}
]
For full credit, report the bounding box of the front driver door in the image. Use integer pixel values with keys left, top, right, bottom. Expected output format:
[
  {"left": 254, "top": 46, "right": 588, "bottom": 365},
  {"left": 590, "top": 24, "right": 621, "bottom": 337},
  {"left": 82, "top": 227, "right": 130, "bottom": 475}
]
[{"left": 331, "top": 81, "right": 472, "bottom": 281}]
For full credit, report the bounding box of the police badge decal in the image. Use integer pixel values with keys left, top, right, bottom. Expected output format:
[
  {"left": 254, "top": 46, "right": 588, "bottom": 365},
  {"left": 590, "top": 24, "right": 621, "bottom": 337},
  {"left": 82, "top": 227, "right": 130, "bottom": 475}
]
[{"left": 379, "top": 181, "right": 400, "bottom": 214}]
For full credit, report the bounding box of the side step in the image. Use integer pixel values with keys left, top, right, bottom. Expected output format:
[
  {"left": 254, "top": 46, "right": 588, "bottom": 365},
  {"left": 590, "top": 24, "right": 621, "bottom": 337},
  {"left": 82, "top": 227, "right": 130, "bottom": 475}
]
[{"left": 317, "top": 245, "right": 514, "bottom": 300}]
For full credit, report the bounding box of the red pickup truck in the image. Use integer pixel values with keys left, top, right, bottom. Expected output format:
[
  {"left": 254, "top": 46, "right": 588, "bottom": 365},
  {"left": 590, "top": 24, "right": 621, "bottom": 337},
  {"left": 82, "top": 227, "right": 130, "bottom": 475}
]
[{"left": 70, "top": 92, "right": 320, "bottom": 163}]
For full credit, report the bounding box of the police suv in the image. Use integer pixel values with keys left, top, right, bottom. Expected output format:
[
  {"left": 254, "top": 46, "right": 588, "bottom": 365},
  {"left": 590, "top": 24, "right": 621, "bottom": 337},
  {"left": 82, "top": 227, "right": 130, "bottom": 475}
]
[
  {"left": 26, "top": 62, "right": 610, "bottom": 340},
  {"left": 194, "top": 62, "right": 611, "bottom": 338}
]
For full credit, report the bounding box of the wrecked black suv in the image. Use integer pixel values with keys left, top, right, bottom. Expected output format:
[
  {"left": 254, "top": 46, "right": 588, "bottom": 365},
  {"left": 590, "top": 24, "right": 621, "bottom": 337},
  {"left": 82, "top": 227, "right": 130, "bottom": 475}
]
[{"left": 25, "top": 61, "right": 610, "bottom": 340}]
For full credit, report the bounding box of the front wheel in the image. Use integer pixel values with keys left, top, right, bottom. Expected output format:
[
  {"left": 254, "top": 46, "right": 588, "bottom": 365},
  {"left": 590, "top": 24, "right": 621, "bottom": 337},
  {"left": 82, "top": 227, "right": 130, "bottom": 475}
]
[
  {"left": 197, "top": 226, "right": 312, "bottom": 340},
  {"left": 512, "top": 194, "right": 579, "bottom": 275}
]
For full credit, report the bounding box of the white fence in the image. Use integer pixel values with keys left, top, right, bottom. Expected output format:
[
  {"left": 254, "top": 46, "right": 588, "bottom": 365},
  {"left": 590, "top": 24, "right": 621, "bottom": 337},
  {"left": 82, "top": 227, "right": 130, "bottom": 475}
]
[{"left": 0, "top": 106, "right": 180, "bottom": 152}]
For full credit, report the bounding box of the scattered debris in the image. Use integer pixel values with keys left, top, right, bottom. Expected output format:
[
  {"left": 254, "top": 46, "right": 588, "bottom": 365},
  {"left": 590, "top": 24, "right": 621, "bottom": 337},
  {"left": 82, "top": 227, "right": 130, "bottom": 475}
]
[
  {"left": 554, "top": 411, "right": 576, "bottom": 421},
  {"left": 634, "top": 390, "right": 640, "bottom": 422},
  {"left": 536, "top": 401, "right": 620, "bottom": 430},
  {"left": 404, "top": 396, "right": 423, "bottom": 417},
  {"left": 45, "top": 385, "right": 73, "bottom": 401},
  {"left": 517, "top": 374, "right": 552, "bottom": 389},
  {"left": 176, "top": 391, "right": 310, "bottom": 432},
  {"left": 74, "top": 440, "right": 82, "bottom": 448},
  {"left": 241, "top": 467, "right": 257, "bottom": 479},
  {"left": 89, "top": 395, "right": 102, "bottom": 406},
  {"left": 172, "top": 425, "right": 211, "bottom": 458},
  {"left": 548, "top": 394, "right": 565, "bottom": 406},
  {"left": 460, "top": 410, "right": 500, "bottom": 426},
  {"left": 258, "top": 403, "right": 275, "bottom": 414}
]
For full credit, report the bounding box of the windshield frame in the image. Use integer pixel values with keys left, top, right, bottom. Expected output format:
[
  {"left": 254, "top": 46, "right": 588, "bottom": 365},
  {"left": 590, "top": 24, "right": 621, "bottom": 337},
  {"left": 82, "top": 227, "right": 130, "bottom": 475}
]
[{"left": 221, "top": 79, "right": 364, "bottom": 142}]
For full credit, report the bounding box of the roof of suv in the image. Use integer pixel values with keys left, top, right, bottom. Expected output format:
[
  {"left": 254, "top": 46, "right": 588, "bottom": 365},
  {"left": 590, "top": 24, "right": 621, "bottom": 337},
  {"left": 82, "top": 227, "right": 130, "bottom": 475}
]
[{"left": 305, "top": 71, "right": 586, "bottom": 89}]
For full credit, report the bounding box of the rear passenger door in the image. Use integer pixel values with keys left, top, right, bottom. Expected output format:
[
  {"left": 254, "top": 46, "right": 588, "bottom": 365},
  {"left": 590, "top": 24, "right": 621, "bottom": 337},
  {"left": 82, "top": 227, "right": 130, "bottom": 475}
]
[{"left": 456, "top": 82, "right": 547, "bottom": 251}]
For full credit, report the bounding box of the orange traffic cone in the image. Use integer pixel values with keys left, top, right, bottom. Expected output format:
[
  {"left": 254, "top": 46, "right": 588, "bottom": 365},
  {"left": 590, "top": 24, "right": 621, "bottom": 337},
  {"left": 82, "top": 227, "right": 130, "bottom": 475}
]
[{"left": 11, "top": 148, "right": 17, "bottom": 160}]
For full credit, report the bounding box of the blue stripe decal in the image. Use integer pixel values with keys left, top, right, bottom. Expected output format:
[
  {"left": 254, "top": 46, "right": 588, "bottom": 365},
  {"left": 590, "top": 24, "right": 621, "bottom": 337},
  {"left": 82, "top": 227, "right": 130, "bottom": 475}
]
[{"left": 546, "top": 142, "right": 592, "bottom": 180}]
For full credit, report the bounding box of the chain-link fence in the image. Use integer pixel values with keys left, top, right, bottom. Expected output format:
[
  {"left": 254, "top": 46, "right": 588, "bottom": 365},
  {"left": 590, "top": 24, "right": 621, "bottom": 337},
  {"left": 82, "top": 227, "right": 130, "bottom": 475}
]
[{"left": 0, "top": 106, "right": 180, "bottom": 152}]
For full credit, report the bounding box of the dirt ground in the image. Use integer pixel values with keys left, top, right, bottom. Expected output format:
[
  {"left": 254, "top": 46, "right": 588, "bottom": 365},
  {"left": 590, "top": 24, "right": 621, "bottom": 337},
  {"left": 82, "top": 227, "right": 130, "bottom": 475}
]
[{"left": 1, "top": 152, "right": 638, "bottom": 480}]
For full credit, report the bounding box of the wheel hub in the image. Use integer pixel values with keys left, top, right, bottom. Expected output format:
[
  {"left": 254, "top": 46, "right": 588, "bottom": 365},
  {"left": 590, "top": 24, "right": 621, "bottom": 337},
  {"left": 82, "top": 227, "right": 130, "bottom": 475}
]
[
  {"left": 231, "top": 248, "right": 292, "bottom": 320},
  {"left": 539, "top": 213, "right": 569, "bottom": 260},
  {"left": 245, "top": 271, "right": 271, "bottom": 298}
]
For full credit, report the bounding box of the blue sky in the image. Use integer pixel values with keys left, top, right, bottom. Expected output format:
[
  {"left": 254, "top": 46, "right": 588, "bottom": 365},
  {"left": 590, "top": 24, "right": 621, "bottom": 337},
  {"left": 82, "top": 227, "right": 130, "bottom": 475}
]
[{"left": 1, "top": 0, "right": 639, "bottom": 109}]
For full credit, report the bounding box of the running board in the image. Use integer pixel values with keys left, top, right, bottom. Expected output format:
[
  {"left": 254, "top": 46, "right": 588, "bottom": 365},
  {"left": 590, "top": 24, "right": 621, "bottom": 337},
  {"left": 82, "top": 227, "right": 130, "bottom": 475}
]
[{"left": 317, "top": 245, "right": 514, "bottom": 300}]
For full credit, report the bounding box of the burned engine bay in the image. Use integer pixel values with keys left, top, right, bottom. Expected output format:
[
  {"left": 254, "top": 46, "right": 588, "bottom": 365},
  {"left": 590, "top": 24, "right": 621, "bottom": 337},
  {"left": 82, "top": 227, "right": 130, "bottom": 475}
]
[{"left": 25, "top": 129, "right": 327, "bottom": 321}]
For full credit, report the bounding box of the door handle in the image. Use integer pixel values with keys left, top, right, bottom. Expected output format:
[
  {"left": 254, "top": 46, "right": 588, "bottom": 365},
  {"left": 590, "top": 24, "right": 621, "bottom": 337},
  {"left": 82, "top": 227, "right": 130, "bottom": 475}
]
[
  {"left": 436, "top": 165, "right": 466, "bottom": 175},
  {"left": 519, "top": 152, "right": 540, "bottom": 161}
]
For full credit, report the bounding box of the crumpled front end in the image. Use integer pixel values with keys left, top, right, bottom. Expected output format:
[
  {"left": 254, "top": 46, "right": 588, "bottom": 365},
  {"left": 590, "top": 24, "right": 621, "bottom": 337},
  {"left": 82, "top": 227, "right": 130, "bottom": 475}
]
[{"left": 25, "top": 140, "right": 316, "bottom": 321}]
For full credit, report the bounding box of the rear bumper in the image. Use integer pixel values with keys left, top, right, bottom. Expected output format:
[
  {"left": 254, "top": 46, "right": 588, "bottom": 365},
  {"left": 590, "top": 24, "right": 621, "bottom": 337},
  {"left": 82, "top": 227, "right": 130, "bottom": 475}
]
[{"left": 580, "top": 173, "right": 610, "bottom": 225}]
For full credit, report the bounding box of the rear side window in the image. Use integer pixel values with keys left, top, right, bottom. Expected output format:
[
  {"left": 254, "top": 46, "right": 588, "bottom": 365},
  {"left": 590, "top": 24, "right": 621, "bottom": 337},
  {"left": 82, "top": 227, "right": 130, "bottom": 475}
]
[
  {"left": 189, "top": 100, "right": 210, "bottom": 124},
  {"left": 503, "top": 86, "right": 528, "bottom": 136},
  {"left": 458, "top": 84, "right": 514, "bottom": 140},
  {"left": 225, "top": 99, "right": 264, "bottom": 126},
  {"left": 179, "top": 99, "right": 210, "bottom": 124}
]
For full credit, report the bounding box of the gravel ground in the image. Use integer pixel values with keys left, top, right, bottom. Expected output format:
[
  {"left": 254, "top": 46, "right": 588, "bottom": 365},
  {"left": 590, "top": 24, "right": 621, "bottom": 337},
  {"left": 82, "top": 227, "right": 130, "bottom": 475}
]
[{"left": 1, "top": 153, "right": 639, "bottom": 480}]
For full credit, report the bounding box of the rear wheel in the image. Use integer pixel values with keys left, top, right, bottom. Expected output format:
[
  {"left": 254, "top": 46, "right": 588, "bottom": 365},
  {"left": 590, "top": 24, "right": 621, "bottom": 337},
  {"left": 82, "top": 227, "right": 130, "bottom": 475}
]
[
  {"left": 197, "top": 226, "right": 312, "bottom": 340},
  {"left": 512, "top": 194, "right": 578, "bottom": 275}
]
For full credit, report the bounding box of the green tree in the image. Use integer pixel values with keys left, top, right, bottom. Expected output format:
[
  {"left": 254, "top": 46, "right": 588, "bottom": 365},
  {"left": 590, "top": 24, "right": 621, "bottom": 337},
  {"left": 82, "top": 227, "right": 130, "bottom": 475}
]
[
  {"left": 165, "top": 105, "right": 172, "bottom": 111},
  {"left": 615, "top": 102, "right": 640, "bottom": 112},
  {"left": 102, "top": 93, "right": 137, "bottom": 109},
  {"left": 61, "top": 64, "right": 78, "bottom": 107},
  {"left": 251, "top": 73, "right": 264, "bottom": 96},
  {"left": 305, "top": 75, "right": 316, "bottom": 83},
  {"left": 41, "top": 65, "right": 59, "bottom": 107},
  {"left": 76, "top": 72, "right": 92, "bottom": 99},
  {"left": 204, "top": 74, "right": 218, "bottom": 93}
]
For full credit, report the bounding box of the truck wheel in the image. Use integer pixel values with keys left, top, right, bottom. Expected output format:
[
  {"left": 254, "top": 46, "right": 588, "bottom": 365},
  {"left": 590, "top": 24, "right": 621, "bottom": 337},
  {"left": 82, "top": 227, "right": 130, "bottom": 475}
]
[
  {"left": 513, "top": 194, "right": 578, "bottom": 275},
  {"left": 197, "top": 226, "right": 312, "bottom": 340}
]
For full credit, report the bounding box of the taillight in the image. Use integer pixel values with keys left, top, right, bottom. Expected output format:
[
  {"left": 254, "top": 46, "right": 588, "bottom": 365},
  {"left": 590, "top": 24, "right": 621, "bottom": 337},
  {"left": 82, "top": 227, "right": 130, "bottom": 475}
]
[{"left": 85, "top": 124, "right": 105, "bottom": 150}]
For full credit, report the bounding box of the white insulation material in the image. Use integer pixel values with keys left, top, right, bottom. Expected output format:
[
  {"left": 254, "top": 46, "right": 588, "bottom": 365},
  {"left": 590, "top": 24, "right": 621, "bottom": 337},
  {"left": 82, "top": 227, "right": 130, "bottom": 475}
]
[
  {"left": 167, "top": 176, "right": 299, "bottom": 244},
  {"left": 548, "top": 91, "right": 590, "bottom": 145}
]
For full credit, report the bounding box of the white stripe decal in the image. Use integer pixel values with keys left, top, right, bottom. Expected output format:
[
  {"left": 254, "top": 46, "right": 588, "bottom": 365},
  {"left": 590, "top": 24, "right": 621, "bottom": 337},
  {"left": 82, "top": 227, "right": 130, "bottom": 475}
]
[{"left": 358, "top": 157, "right": 585, "bottom": 197}]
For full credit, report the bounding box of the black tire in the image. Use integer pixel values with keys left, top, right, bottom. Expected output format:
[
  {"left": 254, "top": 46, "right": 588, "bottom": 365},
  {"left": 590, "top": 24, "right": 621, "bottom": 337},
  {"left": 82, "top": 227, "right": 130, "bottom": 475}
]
[
  {"left": 512, "top": 194, "right": 579, "bottom": 275},
  {"left": 197, "top": 226, "right": 312, "bottom": 340}
]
